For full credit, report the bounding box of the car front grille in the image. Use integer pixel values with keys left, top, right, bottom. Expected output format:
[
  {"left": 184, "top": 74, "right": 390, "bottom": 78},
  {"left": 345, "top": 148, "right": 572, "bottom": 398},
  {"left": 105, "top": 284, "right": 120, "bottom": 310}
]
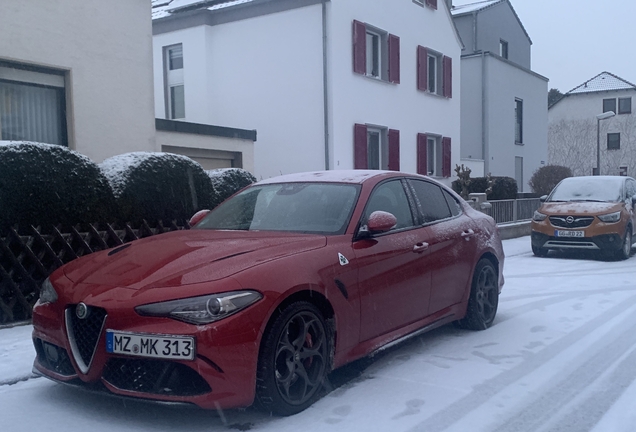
[
  {"left": 33, "top": 338, "right": 76, "bottom": 376},
  {"left": 549, "top": 216, "right": 594, "bottom": 228},
  {"left": 103, "top": 358, "right": 211, "bottom": 396},
  {"left": 65, "top": 305, "right": 107, "bottom": 373}
]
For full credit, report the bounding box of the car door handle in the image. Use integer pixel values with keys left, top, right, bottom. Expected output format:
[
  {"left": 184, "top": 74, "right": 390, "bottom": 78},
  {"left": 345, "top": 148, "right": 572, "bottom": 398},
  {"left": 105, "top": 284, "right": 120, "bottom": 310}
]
[
  {"left": 461, "top": 229, "right": 475, "bottom": 238},
  {"left": 413, "top": 242, "right": 429, "bottom": 252}
]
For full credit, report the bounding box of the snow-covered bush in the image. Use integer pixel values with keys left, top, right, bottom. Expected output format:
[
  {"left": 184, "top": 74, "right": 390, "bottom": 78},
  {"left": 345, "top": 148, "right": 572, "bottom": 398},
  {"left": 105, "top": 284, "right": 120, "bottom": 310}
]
[
  {"left": 452, "top": 175, "right": 517, "bottom": 200},
  {"left": 0, "top": 141, "right": 116, "bottom": 233},
  {"left": 100, "top": 152, "right": 216, "bottom": 224},
  {"left": 206, "top": 168, "right": 257, "bottom": 204},
  {"left": 529, "top": 165, "right": 572, "bottom": 196}
]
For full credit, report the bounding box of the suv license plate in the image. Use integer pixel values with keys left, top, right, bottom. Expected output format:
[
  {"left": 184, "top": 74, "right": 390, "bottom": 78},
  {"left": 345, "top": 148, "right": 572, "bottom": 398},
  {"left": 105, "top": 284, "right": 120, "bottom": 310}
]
[
  {"left": 555, "top": 230, "right": 584, "bottom": 238},
  {"left": 106, "top": 330, "right": 195, "bottom": 361}
]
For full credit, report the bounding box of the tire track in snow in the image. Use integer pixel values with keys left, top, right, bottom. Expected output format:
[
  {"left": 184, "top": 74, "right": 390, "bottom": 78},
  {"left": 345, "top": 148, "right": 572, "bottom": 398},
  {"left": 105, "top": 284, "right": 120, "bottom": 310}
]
[
  {"left": 405, "top": 292, "right": 636, "bottom": 432},
  {"left": 488, "top": 304, "right": 636, "bottom": 432}
]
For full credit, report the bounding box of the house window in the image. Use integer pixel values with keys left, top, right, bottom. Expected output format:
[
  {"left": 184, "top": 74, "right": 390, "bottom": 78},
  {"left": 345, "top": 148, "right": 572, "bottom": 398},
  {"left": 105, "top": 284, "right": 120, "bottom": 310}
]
[
  {"left": 618, "top": 97, "right": 632, "bottom": 114},
  {"left": 427, "top": 53, "right": 440, "bottom": 94},
  {"left": 425, "top": 0, "right": 438, "bottom": 9},
  {"left": 608, "top": 133, "right": 620, "bottom": 150},
  {"left": 603, "top": 98, "right": 616, "bottom": 114},
  {"left": 500, "top": 40, "right": 509, "bottom": 59},
  {"left": 417, "top": 133, "right": 451, "bottom": 177},
  {"left": 417, "top": 46, "right": 452, "bottom": 98},
  {"left": 164, "top": 44, "right": 185, "bottom": 119},
  {"left": 366, "top": 30, "right": 381, "bottom": 78},
  {"left": 353, "top": 21, "right": 400, "bottom": 83},
  {"left": 0, "top": 63, "right": 67, "bottom": 146},
  {"left": 354, "top": 124, "right": 400, "bottom": 170},
  {"left": 515, "top": 98, "right": 523, "bottom": 144}
]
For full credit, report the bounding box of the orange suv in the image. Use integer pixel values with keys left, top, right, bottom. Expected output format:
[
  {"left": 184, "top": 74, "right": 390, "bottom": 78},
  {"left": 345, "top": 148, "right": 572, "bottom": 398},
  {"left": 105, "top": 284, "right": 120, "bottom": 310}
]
[{"left": 531, "top": 176, "right": 636, "bottom": 260}]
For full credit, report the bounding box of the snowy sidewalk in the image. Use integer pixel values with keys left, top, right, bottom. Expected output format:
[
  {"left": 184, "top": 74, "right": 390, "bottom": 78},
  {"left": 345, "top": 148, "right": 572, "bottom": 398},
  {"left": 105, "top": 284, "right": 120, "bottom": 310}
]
[{"left": 0, "top": 324, "right": 35, "bottom": 386}]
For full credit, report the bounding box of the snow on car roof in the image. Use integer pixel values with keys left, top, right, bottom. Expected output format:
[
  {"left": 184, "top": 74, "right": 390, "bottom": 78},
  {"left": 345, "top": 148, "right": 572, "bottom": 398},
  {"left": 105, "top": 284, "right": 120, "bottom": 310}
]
[{"left": 255, "top": 170, "right": 400, "bottom": 185}]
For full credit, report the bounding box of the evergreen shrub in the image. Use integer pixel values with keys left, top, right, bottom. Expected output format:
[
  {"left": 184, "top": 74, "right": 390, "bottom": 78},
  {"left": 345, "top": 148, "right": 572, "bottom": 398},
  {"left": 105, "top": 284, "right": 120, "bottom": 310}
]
[
  {"left": 206, "top": 168, "right": 257, "bottom": 204},
  {"left": 100, "top": 152, "right": 216, "bottom": 225},
  {"left": 0, "top": 142, "right": 115, "bottom": 233},
  {"left": 529, "top": 165, "right": 573, "bottom": 196}
]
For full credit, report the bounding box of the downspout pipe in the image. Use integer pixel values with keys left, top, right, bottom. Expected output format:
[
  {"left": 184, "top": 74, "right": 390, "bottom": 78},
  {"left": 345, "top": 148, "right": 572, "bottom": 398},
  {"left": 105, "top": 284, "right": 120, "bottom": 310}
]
[{"left": 322, "top": 0, "right": 330, "bottom": 170}]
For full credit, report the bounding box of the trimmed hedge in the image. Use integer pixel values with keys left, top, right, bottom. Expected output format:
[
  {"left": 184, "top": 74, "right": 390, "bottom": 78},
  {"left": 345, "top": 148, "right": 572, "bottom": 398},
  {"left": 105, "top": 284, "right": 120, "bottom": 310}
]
[
  {"left": 452, "top": 176, "right": 518, "bottom": 200},
  {"left": 529, "top": 165, "right": 573, "bottom": 196},
  {"left": 101, "top": 152, "right": 217, "bottom": 225},
  {"left": 0, "top": 142, "right": 116, "bottom": 234},
  {"left": 206, "top": 168, "right": 257, "bottom": 204}
]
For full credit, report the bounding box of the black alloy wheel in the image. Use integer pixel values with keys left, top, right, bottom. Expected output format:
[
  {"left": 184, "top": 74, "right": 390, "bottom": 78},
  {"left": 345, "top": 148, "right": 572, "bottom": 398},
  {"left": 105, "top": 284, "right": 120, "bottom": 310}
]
[
  {"left": 458, "top": 258, "right": 499, "bottom": 330},
  {"left": 256, "top": 301, "right": 330, "bottom": 416}
]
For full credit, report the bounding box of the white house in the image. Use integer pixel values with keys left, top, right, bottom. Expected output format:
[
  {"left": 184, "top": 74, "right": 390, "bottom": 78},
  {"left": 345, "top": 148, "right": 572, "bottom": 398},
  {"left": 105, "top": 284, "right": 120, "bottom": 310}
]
[
  {"left": 152, "top": 0, "right": 462, "bottom": 183},
  {"left": 549, "top": 72, "right": 636, "bottom": 177},
  {"left": 451, "top": 0, "right": 548, "bottom": 192},
  {"left": 0, "top": 0, "right": 256, "bottom": 172}
]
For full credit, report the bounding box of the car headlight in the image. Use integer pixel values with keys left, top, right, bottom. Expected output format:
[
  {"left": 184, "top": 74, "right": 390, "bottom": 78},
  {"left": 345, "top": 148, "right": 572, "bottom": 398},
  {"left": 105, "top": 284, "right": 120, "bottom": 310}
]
[
  {"left": 533, "top": 211, "right": 547, "bottom": 222},
  {"left": 598, "top": 211, "right": 621, "bottom": 223},
  {"left": 38, "top": 277, "right": 58, "bottom": 304},
  {"left": 135, "top": 290, "right": 262, "bottom": 325}
]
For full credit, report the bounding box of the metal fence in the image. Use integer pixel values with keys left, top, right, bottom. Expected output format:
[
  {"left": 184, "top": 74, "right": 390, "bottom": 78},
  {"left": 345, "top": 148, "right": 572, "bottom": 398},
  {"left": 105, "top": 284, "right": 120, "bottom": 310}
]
[{"left": 483, "top": 198, "right": 542, "bottom": 224}]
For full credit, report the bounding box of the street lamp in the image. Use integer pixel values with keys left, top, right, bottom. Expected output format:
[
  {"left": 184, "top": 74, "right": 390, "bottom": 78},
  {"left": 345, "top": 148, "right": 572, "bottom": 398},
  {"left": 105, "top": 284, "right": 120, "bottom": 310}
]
[{"left": 595, "top": 111, "right": 616, "bottom": 175}]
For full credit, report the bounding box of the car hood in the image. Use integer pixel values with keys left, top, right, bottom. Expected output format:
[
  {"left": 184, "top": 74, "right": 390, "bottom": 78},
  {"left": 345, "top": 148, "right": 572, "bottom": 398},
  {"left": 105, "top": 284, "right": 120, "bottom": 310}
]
[
  {"left": 539, "top": 201, "right": 623, "bottom": 215},
  {"left": 62, "top": 229, "right": 327, "bottom": 289}
]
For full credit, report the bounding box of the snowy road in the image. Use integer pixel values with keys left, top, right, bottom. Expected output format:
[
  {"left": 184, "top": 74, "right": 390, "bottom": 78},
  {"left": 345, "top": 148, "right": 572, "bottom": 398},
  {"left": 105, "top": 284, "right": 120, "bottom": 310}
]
[{"left": 3, "top": 236, "right": 636, "bottom": 431}]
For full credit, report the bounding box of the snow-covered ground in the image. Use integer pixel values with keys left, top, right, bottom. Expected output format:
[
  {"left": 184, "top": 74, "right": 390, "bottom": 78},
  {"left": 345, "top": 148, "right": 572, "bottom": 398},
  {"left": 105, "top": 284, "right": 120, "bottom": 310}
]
[{"left": 3, "top": 236, "right": 636, "bottom": 431}]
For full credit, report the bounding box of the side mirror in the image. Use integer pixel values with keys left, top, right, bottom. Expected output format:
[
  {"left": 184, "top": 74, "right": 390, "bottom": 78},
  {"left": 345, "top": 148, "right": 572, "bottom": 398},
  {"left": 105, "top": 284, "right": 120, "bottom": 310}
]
[
  {"left": 540, "top": 195, "right": 548, "bottom": 202},
  {"left": 189, "top": 209, "right": 210, "bottom": 227},
  {"left": 367, "top": 211, "right": 397, "bottom": 234}
]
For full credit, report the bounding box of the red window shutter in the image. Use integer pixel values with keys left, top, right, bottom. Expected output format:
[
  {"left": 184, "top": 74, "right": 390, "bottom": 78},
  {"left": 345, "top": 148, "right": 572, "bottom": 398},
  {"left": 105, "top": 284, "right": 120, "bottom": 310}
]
[
  {"left": 388, "top": 129, "right": 400, "bottom": 171},
  {"left": 443, "top": 56, "right": 453, "bottom": 98},
  {"left": 417, "top": 133, "right": 428, "bottom": 175},
  {"left": 417, "top": 46, "right": 428, "bottom": 91},
  {"left": 354, "top": 123, "right": 368, "bottom": 169},
  {"left": 442, "top": 137, "right": 451, "bottom": 177},
  {"left": 353, "top": 20, "right": 366, "bottom": 75},
  {"left": 388, "top": 34, "right": 400, "bottom": 84},
  {"left": 426, "top": 0, "right": 438, "bottom": 9}
]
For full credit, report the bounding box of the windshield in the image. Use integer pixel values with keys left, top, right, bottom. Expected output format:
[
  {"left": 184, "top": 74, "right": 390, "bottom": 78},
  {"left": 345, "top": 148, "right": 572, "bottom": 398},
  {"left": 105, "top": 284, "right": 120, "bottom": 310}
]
[
  {"left": 195, "top": 182, "right": 360, "bottom": 234},
  {"left": 548, "top": 177, "right": 624, "bottom": 202}
]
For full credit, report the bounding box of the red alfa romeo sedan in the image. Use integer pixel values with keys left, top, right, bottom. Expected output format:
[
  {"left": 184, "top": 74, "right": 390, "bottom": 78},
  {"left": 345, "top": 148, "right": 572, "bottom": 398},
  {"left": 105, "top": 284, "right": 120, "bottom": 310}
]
[{"left": 32, "top": 170, "right": 504, "bottom": 415}]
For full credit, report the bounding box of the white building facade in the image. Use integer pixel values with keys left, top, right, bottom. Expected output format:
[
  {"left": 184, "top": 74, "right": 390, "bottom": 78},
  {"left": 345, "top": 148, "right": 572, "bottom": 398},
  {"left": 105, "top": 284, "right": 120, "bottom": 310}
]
[
  {"left": 152, "top": 0, "right": 462, "bottom": 183},
  {"left": 452, "top": 0, "right": 548, "bottom": 192},
  {"left": 549, "top": 72, "right": 636, "bottom": 177}
]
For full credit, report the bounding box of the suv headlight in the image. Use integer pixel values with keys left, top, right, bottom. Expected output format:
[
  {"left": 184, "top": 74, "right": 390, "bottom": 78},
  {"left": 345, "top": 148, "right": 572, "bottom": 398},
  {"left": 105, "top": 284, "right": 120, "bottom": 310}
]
[
  {"left": 38, "top": 278, "right": 58, "bottom": 305},
  {"left": 135, "top": 290, "right": 262, "bottom": 325},
  {"left": 598, "top": 211, "right": 621, "bottom": 223},
  {"left": 533, "top": 211, "right": 547, "bottom": 222}
]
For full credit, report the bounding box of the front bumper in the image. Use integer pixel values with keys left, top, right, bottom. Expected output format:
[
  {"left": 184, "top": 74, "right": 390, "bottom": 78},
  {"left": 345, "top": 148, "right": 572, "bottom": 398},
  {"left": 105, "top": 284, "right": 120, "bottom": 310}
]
[
  {"left": 531, "top": 231, "right": 623, "bottom": 252},
  {"left": 32, "top": 298, "right": 263, "bottom": 410}
]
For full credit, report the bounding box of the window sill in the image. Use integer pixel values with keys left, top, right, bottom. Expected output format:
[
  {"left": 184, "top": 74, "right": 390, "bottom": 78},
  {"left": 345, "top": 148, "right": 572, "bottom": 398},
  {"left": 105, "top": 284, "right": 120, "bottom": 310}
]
[
  {"left": 515, "top": 141, "right": 524, "bottom": 146},
  {"left": 362, "top": 74, "right": 396, "bottom": 85}
]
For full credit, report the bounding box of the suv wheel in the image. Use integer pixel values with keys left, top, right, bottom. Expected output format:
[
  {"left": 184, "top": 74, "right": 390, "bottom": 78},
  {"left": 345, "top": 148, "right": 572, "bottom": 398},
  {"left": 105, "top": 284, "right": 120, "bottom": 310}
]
[{"left": 615, "top": 228, "right": 632, "bottom": 261}]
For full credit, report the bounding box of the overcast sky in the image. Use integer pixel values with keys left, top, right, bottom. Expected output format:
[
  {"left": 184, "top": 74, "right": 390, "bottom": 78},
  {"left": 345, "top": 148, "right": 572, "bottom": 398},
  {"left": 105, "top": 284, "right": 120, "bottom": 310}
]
[{"left": 452, "top": 0, "right": 636, "bottom": 93}]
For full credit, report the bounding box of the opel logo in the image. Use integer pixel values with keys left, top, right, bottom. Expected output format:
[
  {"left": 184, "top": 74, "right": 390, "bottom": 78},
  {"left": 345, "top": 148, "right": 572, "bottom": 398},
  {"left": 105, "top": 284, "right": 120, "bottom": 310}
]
[
  {"left": 76, "top": 302, "right": 89, "bottom": 320},
  {"left": 566, "top": 216, "right": 574, "bottom": 224}
]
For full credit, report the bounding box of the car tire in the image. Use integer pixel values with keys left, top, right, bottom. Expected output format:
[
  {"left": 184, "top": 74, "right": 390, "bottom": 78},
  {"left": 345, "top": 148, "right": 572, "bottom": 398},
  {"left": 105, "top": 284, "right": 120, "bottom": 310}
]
[
  {"left": 255, "top": 301, "right": 331, "bottom": 416},
  {"left": 457, "top": 258, "right": 499, "bottom": 331},
  {"left": 532, "top": 245, "right": 548, "bottom": 257},
  {"left": 615, "top": 228, "right": 632, "bottom": 261}
]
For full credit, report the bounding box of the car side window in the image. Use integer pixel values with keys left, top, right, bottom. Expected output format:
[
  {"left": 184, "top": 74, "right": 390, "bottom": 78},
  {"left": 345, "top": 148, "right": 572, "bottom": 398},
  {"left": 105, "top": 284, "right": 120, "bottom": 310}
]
[
  {"left": 364, "top": 180, "right": 415, "bottom": 230},
  {"left": 627, "top": 179, "right": 636, "bottom": 199},
  {"left": 409, "top": 180, "right": 452, "bottom": 223},
  {"left": 442, "top": 189, "right": 462, "bottom": 217}
]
